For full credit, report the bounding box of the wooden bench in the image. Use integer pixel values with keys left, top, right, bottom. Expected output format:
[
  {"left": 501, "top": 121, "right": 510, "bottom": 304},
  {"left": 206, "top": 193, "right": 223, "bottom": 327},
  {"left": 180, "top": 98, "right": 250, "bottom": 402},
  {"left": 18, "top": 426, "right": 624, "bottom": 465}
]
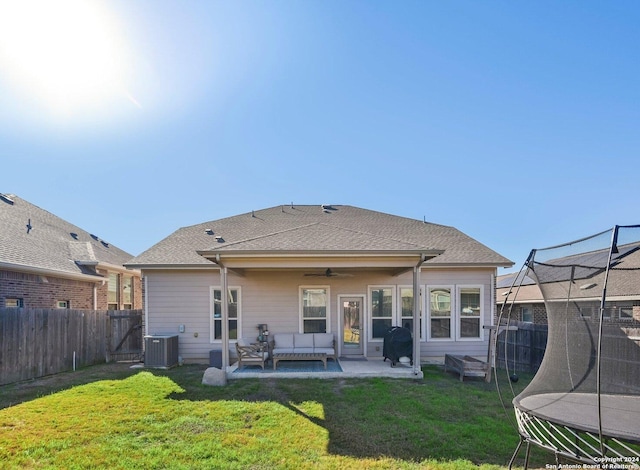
[
  {"left": 444, "top": 354, "right": 489, "bottom": 381},
  {"left": 273, "top": 352, "right": 327, "bottom": 370}
]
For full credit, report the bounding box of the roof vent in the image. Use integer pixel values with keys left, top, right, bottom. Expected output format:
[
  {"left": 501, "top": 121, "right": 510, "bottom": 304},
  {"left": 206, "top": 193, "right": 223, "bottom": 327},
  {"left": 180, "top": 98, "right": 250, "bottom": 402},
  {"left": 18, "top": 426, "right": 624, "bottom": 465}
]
[
  {"left": 0, "top": 193, "right": 14, "bottom": 205},
  {"left": 70, "top": 232, "right": 79, "bottom": 240},
  {"left": 205, "top": 229, "right": 214, "bottom": 235},
  {"left": 101, "top": 240, "right": 110, "bottom": 248},
  {"left": 215, "top": 236, "right": 225, "bottom": 243},
  {"left": 90, "top": 234, "right": 99, "bottom": 241}
]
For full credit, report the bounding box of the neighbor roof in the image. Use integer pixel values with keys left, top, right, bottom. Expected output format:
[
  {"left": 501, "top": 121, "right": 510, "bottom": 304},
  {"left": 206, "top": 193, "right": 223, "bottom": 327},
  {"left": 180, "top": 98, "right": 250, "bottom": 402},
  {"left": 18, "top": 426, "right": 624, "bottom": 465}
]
[
  {"left": 496, "top": 242, "right": 640, "bottom": 302},
  {"left": 127, "top": 205, "right": 513, "bottom": 268},
  {"left": 0, "top": 193, "right": 136, "bottom": 280}
]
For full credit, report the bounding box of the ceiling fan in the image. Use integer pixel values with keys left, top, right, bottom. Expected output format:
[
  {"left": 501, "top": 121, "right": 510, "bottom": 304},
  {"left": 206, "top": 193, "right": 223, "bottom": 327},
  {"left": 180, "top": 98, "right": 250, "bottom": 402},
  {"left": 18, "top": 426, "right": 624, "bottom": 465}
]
[{"left": 304, "top": 268, "right": 353, "bottom": 278}]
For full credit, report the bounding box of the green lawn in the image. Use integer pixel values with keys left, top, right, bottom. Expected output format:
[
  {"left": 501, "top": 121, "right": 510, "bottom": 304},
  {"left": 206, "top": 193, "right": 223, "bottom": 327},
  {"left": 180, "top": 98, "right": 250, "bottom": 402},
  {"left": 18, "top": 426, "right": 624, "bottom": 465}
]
[{"left": 0, "top": 363, "right": 548, "bottom": 469}]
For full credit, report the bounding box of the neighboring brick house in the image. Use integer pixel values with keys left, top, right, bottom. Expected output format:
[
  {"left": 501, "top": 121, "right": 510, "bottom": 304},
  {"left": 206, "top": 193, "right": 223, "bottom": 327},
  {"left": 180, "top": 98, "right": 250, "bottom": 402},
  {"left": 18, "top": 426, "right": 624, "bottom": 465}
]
[
  {"left": 496, "top": 244, "right": 640, "bottom": 325},
  {"left": 0, "top": 193, "right": 141, "bottom": 310},
  {"left": 496, "top": 272, "right": 549, "bottom": 324}
]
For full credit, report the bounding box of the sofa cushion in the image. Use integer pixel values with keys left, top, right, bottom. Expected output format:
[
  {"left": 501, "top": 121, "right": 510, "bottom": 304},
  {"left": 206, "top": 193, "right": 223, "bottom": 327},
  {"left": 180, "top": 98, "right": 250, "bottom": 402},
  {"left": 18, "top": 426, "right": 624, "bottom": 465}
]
[
  {"left": 313, "top": 333, "right": 334, "bottom": 348},
  {"left": 274, "top": 334, "right": 294, "bottom": 348},
  {"left": 272, "top": 347, "right": 295, "bottom": 355},
  {"left": 294, "top": 333, "right": 314, "bottom": 348},
  {"left": 293, "top": 347, "right": 315, "bottom": 354},
  {"left": 314, "top": 347, "right": 335, "bottom": 356}
]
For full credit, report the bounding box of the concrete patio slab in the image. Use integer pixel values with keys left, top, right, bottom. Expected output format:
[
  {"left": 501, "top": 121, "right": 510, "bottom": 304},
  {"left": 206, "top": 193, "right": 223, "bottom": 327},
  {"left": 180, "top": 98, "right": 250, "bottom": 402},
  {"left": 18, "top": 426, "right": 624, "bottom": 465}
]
[{"left": 227, "top": 357, "right": 424, "bottom": 380}]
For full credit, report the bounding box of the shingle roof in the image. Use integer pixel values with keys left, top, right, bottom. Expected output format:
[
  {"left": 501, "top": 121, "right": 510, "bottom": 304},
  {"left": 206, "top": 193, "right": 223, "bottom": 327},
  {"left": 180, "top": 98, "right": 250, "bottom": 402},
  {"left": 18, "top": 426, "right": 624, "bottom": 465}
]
[
  {"left": 496, "top": 242, "right": 640, "bottom": 301},
  {"left": 127, "top": 205, "right": 513, "bottom": 267},
  {"left": 0, "top": 193, "right": 134, "bottom": 278}
]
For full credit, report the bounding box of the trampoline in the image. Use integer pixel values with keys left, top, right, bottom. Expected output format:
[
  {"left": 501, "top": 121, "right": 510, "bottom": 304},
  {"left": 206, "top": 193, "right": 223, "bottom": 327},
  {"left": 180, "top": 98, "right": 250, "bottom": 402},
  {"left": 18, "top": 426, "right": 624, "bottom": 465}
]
[{"left": 500, "top": 225, "right": 640, "bottom": 468}]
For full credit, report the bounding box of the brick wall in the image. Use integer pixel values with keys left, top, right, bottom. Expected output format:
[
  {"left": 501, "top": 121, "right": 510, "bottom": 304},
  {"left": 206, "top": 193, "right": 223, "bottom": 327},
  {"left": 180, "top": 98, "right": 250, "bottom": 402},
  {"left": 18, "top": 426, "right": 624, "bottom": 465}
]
[
  {"left": 95, "top": 269, "right": 143, "bottom": 310},
  {"left": 1, "top": 269, "right": 143, "bottom": 310},
  {"left": 0, "top": 269, "right": 95, "bottom": 309}
]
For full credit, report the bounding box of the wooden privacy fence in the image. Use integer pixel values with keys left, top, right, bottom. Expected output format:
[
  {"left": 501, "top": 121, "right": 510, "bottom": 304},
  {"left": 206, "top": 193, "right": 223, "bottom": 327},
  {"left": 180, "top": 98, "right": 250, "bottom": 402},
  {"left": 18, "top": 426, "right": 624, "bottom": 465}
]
[
  {"left": 495, "top": 321, "right": 548, "bottom": 373},
  {"left": 0, "top": 308, "right": 143, "bottom": 385}
]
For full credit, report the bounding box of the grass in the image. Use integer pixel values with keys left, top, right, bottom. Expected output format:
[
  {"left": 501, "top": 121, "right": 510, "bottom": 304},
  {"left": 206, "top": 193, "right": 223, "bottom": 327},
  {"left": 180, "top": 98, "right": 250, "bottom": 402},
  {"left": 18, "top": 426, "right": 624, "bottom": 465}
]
[{"left": 0, "top": 363, "right": 550, "bottom": 469}]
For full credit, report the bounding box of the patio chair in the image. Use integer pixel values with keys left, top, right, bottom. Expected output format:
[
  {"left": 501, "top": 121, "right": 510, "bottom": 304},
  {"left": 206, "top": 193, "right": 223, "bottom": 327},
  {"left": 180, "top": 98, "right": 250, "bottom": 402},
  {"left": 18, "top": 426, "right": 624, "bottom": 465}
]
[{"left": 235, "top": 338, "right": 269, "bottom": 370}]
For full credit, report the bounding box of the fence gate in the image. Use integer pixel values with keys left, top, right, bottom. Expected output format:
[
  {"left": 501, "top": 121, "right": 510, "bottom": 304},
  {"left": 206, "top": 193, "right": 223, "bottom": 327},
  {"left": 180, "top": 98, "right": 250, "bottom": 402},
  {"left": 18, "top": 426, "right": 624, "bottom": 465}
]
[{"left": 107, "top": 310, "right": 143, "bottom": 362}]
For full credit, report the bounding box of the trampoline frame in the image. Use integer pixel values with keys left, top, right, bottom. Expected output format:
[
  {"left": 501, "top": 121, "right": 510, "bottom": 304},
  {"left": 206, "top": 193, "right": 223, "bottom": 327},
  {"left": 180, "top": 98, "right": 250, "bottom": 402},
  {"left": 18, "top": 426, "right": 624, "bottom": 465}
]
[{"left": 502, "top": 225, "right": 640, "bottom": 469}]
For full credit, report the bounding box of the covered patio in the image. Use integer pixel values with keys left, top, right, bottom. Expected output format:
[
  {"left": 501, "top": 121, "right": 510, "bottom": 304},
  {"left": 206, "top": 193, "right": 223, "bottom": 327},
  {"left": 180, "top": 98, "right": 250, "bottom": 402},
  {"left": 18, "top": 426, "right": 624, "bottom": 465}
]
[{"left": 227, "top": 356, "right": 424, "bottom": 380}]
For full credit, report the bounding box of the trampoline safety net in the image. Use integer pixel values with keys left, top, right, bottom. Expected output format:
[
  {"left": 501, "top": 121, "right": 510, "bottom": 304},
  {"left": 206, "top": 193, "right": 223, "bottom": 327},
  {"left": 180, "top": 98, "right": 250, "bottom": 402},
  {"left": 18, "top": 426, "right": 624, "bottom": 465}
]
[{"left": 503, "top": 225, "right": 640, "bottom": 467}]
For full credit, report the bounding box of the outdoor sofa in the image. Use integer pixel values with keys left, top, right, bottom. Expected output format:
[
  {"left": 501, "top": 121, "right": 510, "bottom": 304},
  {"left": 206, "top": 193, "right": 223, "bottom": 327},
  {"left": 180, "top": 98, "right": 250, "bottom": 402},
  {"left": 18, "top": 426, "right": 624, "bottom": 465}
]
[{"left": 272, "top": 333, "right": 337, "bottom": 362}]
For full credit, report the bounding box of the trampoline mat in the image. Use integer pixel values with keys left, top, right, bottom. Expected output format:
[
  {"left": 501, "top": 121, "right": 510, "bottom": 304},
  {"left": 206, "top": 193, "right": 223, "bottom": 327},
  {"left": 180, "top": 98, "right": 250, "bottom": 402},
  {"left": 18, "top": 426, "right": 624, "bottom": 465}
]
[{"left": 515, "top": 393, "right": 640, "bottom": 443}]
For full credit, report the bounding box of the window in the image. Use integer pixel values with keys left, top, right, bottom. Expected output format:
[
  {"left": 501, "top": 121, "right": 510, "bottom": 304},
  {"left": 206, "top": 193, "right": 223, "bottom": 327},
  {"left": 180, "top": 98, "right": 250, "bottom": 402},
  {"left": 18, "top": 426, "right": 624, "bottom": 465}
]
[
  {"left": 370, "top": 287, "right": 393, "bottom": 339},
  {"left": 211, "top": 288, "right": 240, "bottom": 341},
  {"left": 5, "top": 298, "right": 24, "bottom": 308},
  {"left": 108, "top": 273, "right": 119, "bottom": 310},
  {"left": 122, "top": 275, "right": 133, "bottom": 309},
  {"left": 56, "top": 300, "right": 70, "bottom": 309},
  {"left": 619, "top": 306, "right": 633, "bottom": 321},
  {"left": 521, "top": 306, "right": 533, "bottom": 323},
  {"left": 301, "top": 287, "right": 328, "bottom": 333},
  {"left": 400, "top": 287, "right": 422, "bottom": 339},
  {"left": 428, "top": 287, "right": 452, "bottom": 339},
  {"left": 458, "top": 286, "right": 482, "bottom": 339}
]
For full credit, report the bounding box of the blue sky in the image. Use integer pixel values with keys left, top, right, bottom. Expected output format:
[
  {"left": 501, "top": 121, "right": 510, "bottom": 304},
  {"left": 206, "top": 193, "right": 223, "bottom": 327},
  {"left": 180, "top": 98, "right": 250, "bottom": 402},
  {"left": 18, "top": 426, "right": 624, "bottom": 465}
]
[{"left": 1, "top": 1, "right": 638, "bottom": 272}]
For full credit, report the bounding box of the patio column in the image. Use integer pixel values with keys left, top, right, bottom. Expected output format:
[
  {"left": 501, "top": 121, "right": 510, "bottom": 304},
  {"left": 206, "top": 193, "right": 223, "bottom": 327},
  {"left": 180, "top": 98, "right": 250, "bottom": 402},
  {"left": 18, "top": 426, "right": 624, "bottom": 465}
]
[
  {"left": 220, "top": 265, "right": 229, "bottom": 370},
  {"left": 412, "top": 255, "right": 425, "bottom": 376}
]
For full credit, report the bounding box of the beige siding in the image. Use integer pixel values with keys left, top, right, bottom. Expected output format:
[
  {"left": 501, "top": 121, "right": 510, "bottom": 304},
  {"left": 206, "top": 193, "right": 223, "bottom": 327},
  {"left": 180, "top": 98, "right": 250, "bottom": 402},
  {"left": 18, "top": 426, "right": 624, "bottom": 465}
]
[
  {"left": 146, "top": 270, "right": 219, "bottom": 361},
  {"left": 144, "top": 267, "right": 496, "bottom": 364}
]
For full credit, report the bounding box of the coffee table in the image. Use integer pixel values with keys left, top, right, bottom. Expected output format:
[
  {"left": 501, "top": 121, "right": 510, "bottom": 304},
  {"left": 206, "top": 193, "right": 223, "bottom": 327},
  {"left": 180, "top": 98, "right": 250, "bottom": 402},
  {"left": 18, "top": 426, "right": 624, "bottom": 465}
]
[{"left": 272, "top": 352, "right": 327, "bottom": 370}]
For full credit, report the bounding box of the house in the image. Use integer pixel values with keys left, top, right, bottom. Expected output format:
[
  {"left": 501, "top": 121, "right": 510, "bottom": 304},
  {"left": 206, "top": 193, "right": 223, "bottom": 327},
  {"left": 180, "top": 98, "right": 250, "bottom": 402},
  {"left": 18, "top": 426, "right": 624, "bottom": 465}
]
[
  {"left": 127, "top": 204, "right": 513, "bottom": 372},
  {"left": 0, "top": 193, "right": 142, "bottom": 310},
  {"left": 496, "top": 242, "right": 640, "bottom": 325},
  {"left": 496, "top": 271, "right": 548, "bottom": 324}
]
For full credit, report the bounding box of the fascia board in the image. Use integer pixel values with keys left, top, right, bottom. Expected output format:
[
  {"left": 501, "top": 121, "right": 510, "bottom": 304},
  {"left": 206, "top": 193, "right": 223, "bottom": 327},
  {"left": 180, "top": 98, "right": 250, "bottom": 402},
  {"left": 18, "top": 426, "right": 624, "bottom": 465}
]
[
  {"left": 0, "top": 261, "right": 106, "bottom": 283},
  {"left": 196, "top": 249, "right": 443, "bottom": 258},
  {"left": 77, "top": 260, "right": 141, "bottom": 276}
]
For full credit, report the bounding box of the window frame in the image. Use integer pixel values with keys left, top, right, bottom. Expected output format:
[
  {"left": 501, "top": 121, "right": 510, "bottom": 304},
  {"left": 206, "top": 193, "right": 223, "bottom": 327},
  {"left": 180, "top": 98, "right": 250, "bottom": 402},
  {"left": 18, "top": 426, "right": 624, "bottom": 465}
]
[
  {"left": 107, "top": 272, "right": 119, "bottom": 310},
  {"left": 209, "top": 286, "right": 241, "bottom": 343},
  {"left": 456, "top": 285, "right": 484, "bottom": 341},
  {"left": 122, "top": 275, "right": 133, "bottom": 309},
  {"left": 521, "top": 305, "right": 533, "bottom": 323},
  {"left": 426, "top": 285, "right": 454, "bottom": 341},
  {"left": 398, "top": 286, "right": 423, "bottom": 340},
  {"left": 368, "top": 285, "right": 395, "bottom": 341},
  {"left": 619, "top": 306, "right": 634, "bottom": 321},
  {"left": 299, "top": 286, "right": 330, "bottom": 334},
  {"left": 56, "top": 300, "right": 70, "bottom": 309},
  {"left": 5, "top": 298, "right": 24, "bottom": 308}
]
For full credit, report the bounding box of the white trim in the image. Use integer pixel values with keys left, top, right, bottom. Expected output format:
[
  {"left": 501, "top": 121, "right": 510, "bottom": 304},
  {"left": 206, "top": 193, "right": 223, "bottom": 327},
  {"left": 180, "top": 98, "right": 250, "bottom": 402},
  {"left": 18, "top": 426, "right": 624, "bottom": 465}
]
[
  {"left": 398, "top": 285, "right": 423, "bottom": 341},
  {"left": 76, "top": 261, "right": 141, "bottom": 276},
  {"left": 133, "top": 265, "right": 219, "bottom": 271},
  {"left": 0, "top": 261, "right": 107, "bottom": 283},
  {"left": 144, "top": 276, "right": 149, "bottom": 336},
  {"left": 299, "top": 285, "right": 331, "bottom": 333},
  {"left": 456, "top": 284, "right": 484, "bottom": 341},
  {"left": 209, "top": 286, "right": 242, "bottom": 343},
  {"left": 368, "top": 285, "right": 396, "bottom": 342},
  {"left": 337, "top": 294, "right": 366, "bottom": 357},
  {"left": 425, "top": 285, "right": 455, "bottom": 341}
]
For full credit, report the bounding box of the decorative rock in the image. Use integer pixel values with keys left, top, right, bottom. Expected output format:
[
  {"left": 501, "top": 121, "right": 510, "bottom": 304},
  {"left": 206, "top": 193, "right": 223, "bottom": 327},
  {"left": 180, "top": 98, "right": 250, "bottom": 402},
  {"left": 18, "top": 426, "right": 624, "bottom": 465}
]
[{"left": 202, "top": 367, "right": 227, "bottom": 386}]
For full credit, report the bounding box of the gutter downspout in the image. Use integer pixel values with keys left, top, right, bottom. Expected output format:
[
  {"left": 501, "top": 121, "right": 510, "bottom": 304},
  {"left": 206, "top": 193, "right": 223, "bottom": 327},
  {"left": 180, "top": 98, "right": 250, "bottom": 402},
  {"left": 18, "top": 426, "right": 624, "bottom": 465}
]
[
  {"left": 413, "top": 254, "right": 427, "bottom": 376},
  {"left": 144, "top": 275, "right": 149, "bottom": 336},
  {"left": 216, "top": 254, "right": 229, "bottom": 370}
]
